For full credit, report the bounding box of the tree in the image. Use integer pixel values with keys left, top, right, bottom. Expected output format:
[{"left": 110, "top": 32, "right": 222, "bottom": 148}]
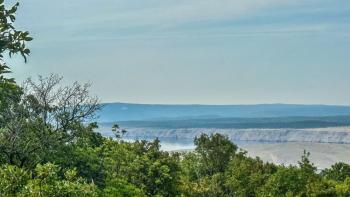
[
  {"left": 0, "top": 65, "right": 22, "bottom": 127},
  {"left": 0, "top": 164, "right": 30, "bottom": 195},
  {"left": 306, "top": 178, "right": 337, "bottom": 196},
  {"left": 259, "top": 151, "right": 318, "bottom": 196},
  {"left": 335, "top": 178, "right": 350, "bottom": 196},
  {"left": 0, "top": 163, "right": 98, "bottom": 196},
  {"left": 322, "top": 162, "right": 350, "bottom": 182},
  {"left": 194, "top": 133, "right": 237, "bottom": 176},
  {"left": 0, "top": 1, "right": 32, "bottom": 63},
  {"left": 0, "top": 1, "right": 32, "bottom": 126},
  {"left": 20, "top": 163, "right": 98, "bottom": 197},
  {"left": 179, "top": 134, "right": 238, "bottom": 196},
  {"left": 298, "top": 150, "right": 317, "bottom": 178},
  {"left": 100, "top": 139, "right": 182, "bottom": 197},
  {"left": 0, "top": 74, "right": 100, "bottom": 168},
  {"left": 103, "top": 178, "right": 146, "bottom": 197},
  {"left": 259, "top": 166, "right": 306, "bottom": 196},
  {"left": 225, "top": 152, "right": 277, "bottom": 196}
]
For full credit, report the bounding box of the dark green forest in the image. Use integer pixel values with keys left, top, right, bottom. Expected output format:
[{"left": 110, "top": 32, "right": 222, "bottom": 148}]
[{"left": 1, "top": 2, "right": 350, "bottom": 196}]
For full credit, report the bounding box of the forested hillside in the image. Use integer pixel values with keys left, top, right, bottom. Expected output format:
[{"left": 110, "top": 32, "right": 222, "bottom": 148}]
[
  {"left": 2, "top": 2, "right": 350, "bottom": 196},
  {"left": 98, "top": 103, "right": 350, "bottom": 122},
  {"left": 115, "top": 116, "right": 350, "bottom": 129}
]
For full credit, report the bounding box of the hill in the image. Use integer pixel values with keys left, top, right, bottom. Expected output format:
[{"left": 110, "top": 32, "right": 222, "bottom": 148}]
[{"left": 97, "top": 103, "right": 350, "bottom": 122}]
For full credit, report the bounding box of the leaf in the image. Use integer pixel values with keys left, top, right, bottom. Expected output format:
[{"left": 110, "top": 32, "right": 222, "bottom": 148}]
[
  {"left": 9, "top": 15, "right": 15, "bottom": 22},
  {"left": 21, "top": 51, "right": 27, "bottom": 62},
  {"left": 22, "top": 31, "right": 29, "bottom": 36},
  {"left": 23, "top": 48, "right": 30, "bottom": 54},
  {"left": 25, "top": 37, "right": 33, "bottom": 41}
]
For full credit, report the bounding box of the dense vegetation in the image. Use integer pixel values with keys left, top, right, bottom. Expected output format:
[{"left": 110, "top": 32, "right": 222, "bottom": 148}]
[{"left": 2, "top": 2, "right": 350, "bottom": 196}]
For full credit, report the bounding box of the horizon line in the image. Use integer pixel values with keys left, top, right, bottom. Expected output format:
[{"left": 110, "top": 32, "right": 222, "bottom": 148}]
[{"left": 100, "top": 102, "right": 350, "bottom": 107}]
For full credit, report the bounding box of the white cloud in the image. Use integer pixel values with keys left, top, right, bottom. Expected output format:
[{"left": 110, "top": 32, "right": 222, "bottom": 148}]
[
  {"left": 94, "top": 0, "right": 301, "bottom": 28},
  {"left": 19, "top": 0, "right": 343, "bottom": 43}
]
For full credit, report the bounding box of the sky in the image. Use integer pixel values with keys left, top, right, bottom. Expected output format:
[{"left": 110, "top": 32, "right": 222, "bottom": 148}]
[{"left": 6, "top": 0, "right": 350, "bottom": 105}]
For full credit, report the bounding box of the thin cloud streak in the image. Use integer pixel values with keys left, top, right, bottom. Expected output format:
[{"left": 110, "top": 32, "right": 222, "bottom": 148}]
[
  {"left": 9, "top": 0, "right": 350, "bottom": 105},
  {"left": 33, "top": 24, "right": 343, "bottom": 44}
]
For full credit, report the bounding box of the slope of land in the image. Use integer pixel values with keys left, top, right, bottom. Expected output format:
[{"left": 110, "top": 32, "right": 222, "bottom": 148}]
[
  {"left": 115, "top": 116, "right": 350, "bottom": 129},
  {"left": 99, "top": 126, "right": 350, "bottom": 144},
  {"left": 98, "top": 103, "right": 350, "bottom": 122},
  {"left": 241, "top": 142, "right": 350, "bottom": 170}
]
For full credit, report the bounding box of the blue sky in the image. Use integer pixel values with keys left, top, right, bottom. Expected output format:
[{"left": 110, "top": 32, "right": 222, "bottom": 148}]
[{"left": 7, "top": 0, "right": 350, "bottom": 104}]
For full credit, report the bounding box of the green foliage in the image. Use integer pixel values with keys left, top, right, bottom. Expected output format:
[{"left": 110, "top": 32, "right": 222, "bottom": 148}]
[
  {"left": 335, "top": 178, "right": 350, "bottom": 196},
  {"left": 0, "top": 163, "right": 98, "bottom": 196},
  {"left": 103, "top": 178, "right": 146, "bottom": 197},
  {"left": 194, "top": 133, "right": 237, "bottom": 176},
  {"left": 225, "top": 153, "right": 277, "bottom": 196},
  {"left": 0, "top": 64, "right": 22, "bottom": 118},
  {"left": 259, "top": 166, "right": 307, "bottom": 196},
  {"left": 0, "top": 164, "right": 30, "bottom": 195},
  {"left": 20, "top": 163, "right": 98, "bottom": 197},
  {"left": 180, "top": 173, "right": 227, "bottom": 197},
  {"left": 0, "top": 1, "right": 32, "bottom": 62},
  {"left": 99, "top": 139, "right": 181, "bottom": 196},
  {"left": 298, "top": 151, "right": 317, "bottom": 178},
  {"left": 305, "top": 178, "right": 338, "bottom": 196},
  {"left": 322, "top": 162, "right": 350, "bottom": 182},
  {"left": 0, "top": 1, "right": 31, "bottom": 128},
  {"left": 0, "top": 74, "right": 100, "bottom": 169},
  {"left": 180, "top": 134, "right": 238, "bottom": 196}
]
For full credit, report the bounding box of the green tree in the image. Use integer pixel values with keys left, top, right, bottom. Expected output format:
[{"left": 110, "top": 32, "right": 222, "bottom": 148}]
[
  {"left": 0, "top": 1, "right": 32, "bottom": 63},
  {"left": 0, "top": 163, "right": 98, "bottom": 196},
  {"left": 0, "top": 0, "right": 32, "bottom": 127},
  {"left": 0, "top": 75, "right": 100, "bottom": 168},
  {"left": 322, "top": 162, "right": 350, "bottom": 182},
  {"left": 335, "top": 177, "right": 350, "bottom": 196},
  {"left": 306, "top": 178, "right": 337, "bottom": 196},
  {"left": 194, "top": 133, "right": 237, "bottom": 176},
  {"left": 259, "top": 166, "right": 306, "bottom": 196},
  {"left": 180, "top": 134, "right": 238, "bottom": 196},
  {"left": 180, "top": 173, "right": 227, "bottom": 197},
  {"left": 259, "top": 151, "right": 318, "bottom": 197},
  {"left": 101, "top": 139, "right": 181, "bottom": 197},
  {"left": 103, "top": 178, "right": 146, "bottom": 197},
  {"left": 298, "top": 151, "right": 317, "bottom": 180},
  {"left": 20, "top": 163, "right": 98, "bottom": 196},
  {"left": 225, "top": 152, "right": 277, "bottom": 197},
  {"left": 0, "top": 164, "right": 30, "bottom": 196}
]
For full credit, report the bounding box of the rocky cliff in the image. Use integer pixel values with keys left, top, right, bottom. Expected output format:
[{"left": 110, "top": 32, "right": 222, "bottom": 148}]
[{"left": 119, "top": 127, "right": 350, "bottom": 144}]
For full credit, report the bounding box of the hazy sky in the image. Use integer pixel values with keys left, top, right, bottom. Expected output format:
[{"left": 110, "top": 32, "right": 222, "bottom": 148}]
[{"left": 7, "top": 0, "right": 350, "bottom": 104}]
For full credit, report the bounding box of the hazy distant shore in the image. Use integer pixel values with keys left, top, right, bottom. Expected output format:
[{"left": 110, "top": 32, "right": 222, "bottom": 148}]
[
  {"left": 97, "top": 126, "right": 350, "bottom": 169},
  {"left": 171, "top": 142, "right": 350, "bottom": 170},
  {"left": 100, "top": 126, "right": 350, "bottom": 144},
  {"left": 241, "top": 142, "right": 350, "bottom": 170}
]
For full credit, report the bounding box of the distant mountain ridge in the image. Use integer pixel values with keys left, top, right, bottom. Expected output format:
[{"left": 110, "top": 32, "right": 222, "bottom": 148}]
[
  {"left": 112, "top": 115, "right": 350, "bottom": 129},
  {"left": 97, "top": 103, "right": 350, "bottom": 122}
]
